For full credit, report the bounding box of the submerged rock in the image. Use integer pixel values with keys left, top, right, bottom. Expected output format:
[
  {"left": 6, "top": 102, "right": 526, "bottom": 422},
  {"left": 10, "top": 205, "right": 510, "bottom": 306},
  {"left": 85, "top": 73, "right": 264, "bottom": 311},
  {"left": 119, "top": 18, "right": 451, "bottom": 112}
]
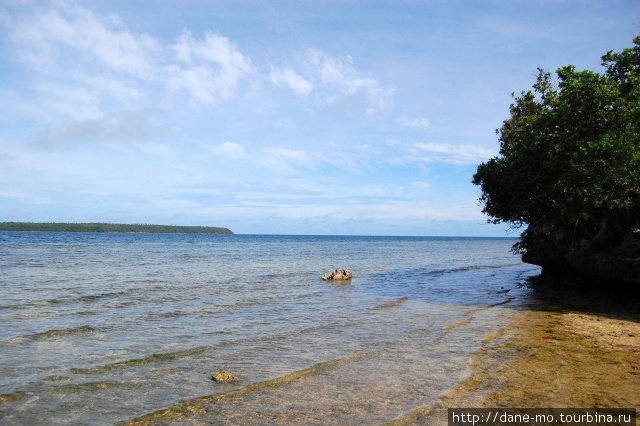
[
  {"left": 322, "top": 268, "right": 352, "bottom": 281},
  {"left": 211, "top": 370, "right": 238, "bottom": 383}
]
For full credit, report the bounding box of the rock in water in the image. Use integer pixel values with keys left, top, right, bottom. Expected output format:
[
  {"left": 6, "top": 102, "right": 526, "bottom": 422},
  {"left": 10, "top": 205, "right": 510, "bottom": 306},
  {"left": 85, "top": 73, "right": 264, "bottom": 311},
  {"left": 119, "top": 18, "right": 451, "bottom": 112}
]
[
  {"left": 322, "top": 268, "right": 353, "bottom": 281},
  {"left": 211, "top": 370, "right": 238, "bottom": 383}
]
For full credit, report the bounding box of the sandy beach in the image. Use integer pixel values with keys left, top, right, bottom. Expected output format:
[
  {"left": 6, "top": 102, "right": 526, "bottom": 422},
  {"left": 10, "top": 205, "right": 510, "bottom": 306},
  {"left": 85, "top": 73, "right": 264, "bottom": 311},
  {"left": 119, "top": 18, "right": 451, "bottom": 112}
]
[{"left": 391, "top": 283, "right": 640, "bottom": 425}]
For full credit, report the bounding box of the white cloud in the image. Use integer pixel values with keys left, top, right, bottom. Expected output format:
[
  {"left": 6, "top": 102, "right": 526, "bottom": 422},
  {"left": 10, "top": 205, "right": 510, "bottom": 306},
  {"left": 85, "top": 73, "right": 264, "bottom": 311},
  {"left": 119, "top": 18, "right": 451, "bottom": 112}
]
[
  {"left": 396, "top": 116, "right": 430, "bottom": 129},
  {"left": 172, "top": 30, "right": 250, "bottom": 69},
  {"left": 308, "top": 50, "right": 375, "bottom": 91},
  {"left": 84, "top": 76, "right": 144, "bottom": 109},
  {"left": 404, "top": 142, "right": 497, "bottom": 165},
  {"left": 207, "top": 141, "right": 246, "bottom": 159},
  {"left": 33, "top": 83, "right": 102, "bottom": 120},
  {"left": 4, "top": 3, "right": 159, "bottom": 120},
  {"left": 411, "top": 181, "right": 431, "bottom": 190},
  {"left": 5, "top": 4, "right": 256, "bottom": 116},
  {"left": 5, "top": 3, "right": 395, "bottom": 122},
  {"left": 259, "top": 147, "right": 310, "bottom": 174},
  {"left": 305, "top": 49, "right": 394, "bottom": 115},
  {"left": 29, "top": 109, "right": 167, "bottom": 149},
  {"left": 169, "top": 31, "right": 254, "bottom": 107},
  {"left": 269, "top": 68, "right": 313, "bottom": 95},
  {"left": 10, "top": 4, "right": 158, "bottom": 78},
  {"left": 0, "top": 190, "right": 30, "bottom": 199},
  {"left": 139, "top": 142, "right": 172, "bottom": 158},
  {"left": 204, "top": 143, "right": 314, "bottom": 174},
  {"left": 220, "top": 198, "right": 484, "bottom": 223}
]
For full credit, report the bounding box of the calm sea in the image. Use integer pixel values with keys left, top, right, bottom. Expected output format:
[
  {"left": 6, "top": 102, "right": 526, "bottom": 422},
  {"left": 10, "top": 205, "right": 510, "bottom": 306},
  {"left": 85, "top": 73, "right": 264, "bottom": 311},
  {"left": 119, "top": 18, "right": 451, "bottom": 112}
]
[{"left": 0, "top": 232, "right": 540, "bottom": 424}]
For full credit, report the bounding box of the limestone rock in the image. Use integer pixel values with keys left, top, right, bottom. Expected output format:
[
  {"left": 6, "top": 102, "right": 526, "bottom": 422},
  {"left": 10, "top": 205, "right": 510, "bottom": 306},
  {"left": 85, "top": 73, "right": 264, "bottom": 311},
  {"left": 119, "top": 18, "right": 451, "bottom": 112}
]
[
  {"left": 322, "top": 268, "right": 352, "bottom": 281},
  {"left": 523, "top": 219, "right": 640, "bottom": 285},
  {"left": 211, "top": 370, "right": 238, "bottom": 383}
]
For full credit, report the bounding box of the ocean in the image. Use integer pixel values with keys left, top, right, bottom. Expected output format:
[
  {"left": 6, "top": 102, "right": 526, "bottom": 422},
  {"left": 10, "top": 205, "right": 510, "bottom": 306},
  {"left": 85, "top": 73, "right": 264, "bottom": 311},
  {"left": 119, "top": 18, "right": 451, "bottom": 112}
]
[{"left": 0, "top": 232, "right": 541, "bottom": 424}]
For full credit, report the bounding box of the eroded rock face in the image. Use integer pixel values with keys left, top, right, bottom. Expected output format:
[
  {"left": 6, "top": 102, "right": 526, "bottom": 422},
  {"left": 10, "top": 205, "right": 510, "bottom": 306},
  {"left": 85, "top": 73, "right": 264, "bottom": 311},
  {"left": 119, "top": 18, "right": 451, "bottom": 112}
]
[
  {"left": 523, "top": 220, "right": 640, "bottom": 284},
  {"left": 322, "top": 268, "right": 353, "bottom": 281}
]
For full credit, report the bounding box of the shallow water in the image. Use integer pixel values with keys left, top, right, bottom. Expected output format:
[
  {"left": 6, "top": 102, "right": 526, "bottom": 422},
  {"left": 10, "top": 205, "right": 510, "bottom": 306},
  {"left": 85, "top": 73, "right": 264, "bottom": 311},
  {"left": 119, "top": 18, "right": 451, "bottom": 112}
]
[{"left": 0, "top": 232, "right": 540, "bottom": 424}]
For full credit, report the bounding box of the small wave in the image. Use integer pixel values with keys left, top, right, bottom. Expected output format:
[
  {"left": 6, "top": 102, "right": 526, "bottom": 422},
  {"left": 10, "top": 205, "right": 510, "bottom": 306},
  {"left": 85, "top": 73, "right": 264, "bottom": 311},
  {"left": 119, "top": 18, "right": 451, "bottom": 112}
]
[
  {"left": 12, "top": 290, "right": 131, "bottom": 309},
  {"left": 125, "top": 353, "right": 372, "bottom": 424},
  {"left": 44, "top": 375, "right": 69, "bottom": 382},
  {"left": 0, "top": 390, "right": 30, "bottom": 403},
  {"left": 202, "top": 290, "right": 325, "bottom": 312},
  {"left": 48, "top": 380, "right": 123, "bottom": 394},
  {"left": 369, "top": 297, "right": 409, "bottom": 310},
  {"left": 42, "top": 297, "right": 67, "bottom": 305},
  {"left": 383, "top": 403, "right": 439, "bottom": 425},
  {"left": 220, "top": 353, "right": 372, "bottom": 396},
  {"left": 256, "top": 270, "right": 318, "bottom": 281},
  {"left": 465, "top": 297, "right": 515, "bottom": 315},
  {"left": 144, "top": 311, "right": 187, "bottom": 319},
  {"left": 286, "top": 321, "right": 361, "bottom": 338},
  {"left": 481, "top": 325, "right": 514, "bottom": 344},
  {"left": 70, "top": 346, "right": 209, "bottom": 374},
  {"left": 76, "top": 291, "right": 128, "bottom": 302},
  {"left": 426, "top": 263, "right": 524, "bottom": 277},
  {"left": 6, "top": 325, "right": 100, "bottom": 343},
  {"left": 443, "top": 317, "right": 473, "bottom": 334}
]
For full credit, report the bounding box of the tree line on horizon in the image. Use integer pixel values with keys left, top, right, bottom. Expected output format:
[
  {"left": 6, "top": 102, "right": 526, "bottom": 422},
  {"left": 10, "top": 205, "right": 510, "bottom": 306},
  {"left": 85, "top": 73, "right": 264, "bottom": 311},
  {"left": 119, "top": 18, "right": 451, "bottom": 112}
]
[{"left": 0, "top": 222, "right": 233, "bottom": 234}]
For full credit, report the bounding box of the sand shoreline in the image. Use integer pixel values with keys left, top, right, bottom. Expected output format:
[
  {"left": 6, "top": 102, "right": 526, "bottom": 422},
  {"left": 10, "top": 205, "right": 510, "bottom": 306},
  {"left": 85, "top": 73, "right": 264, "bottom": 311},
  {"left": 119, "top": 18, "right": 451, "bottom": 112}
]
[{"left": 390, "top": 284, "right": 640, "bottom": 425}]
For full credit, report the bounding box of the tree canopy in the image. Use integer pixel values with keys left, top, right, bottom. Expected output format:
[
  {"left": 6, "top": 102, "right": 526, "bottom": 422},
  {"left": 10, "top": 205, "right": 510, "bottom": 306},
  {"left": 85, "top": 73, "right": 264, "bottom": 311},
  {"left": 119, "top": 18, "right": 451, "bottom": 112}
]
[{"left": 473, "top": 37, "right": 640, "bottom": 255}]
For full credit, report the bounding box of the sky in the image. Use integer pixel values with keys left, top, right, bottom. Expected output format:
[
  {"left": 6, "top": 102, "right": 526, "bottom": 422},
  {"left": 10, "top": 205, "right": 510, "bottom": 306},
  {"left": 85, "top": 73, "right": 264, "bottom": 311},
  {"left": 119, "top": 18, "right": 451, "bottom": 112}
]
[{"left": 0, "top": 0, "right": 638, "bottom": 236}]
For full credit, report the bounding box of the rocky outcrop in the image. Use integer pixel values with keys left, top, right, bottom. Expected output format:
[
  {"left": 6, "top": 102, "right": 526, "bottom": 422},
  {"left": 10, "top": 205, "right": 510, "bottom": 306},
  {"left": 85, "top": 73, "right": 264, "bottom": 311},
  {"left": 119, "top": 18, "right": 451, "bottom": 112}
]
[
  {"left": 322, "top": 268, "right": 352, "bottom": 281},
  {"left": 522, "top": 219, "right": 640, "bottom": 285}
]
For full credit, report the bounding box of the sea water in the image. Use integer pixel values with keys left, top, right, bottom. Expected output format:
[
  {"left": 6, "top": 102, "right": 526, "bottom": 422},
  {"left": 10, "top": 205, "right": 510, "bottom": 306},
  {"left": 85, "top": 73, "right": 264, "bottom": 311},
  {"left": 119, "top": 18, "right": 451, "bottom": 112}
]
[{"left": 0, "top": 232, "right": 540, "bottom": 424}]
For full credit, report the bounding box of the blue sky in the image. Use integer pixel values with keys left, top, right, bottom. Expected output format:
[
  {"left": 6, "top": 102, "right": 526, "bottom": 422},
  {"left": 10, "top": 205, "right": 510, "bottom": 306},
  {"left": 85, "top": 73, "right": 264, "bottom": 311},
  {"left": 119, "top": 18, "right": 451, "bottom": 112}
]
[{"left": 1, "top": 0, "right": 638, "bottom": 235}]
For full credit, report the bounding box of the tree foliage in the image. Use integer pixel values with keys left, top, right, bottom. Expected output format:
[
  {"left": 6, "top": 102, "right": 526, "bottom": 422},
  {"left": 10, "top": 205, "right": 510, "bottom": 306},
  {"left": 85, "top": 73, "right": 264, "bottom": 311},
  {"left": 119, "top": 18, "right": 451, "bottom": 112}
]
[{"left": 473, "top": 37, "right": 640, "bottom": 251}]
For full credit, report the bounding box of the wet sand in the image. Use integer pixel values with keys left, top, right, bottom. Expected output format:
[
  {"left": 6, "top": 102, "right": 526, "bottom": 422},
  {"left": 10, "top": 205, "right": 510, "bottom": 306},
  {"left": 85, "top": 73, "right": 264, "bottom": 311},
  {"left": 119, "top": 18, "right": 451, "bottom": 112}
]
[{"left": 391, "top": 284, "right": 640, "bottom": 425}]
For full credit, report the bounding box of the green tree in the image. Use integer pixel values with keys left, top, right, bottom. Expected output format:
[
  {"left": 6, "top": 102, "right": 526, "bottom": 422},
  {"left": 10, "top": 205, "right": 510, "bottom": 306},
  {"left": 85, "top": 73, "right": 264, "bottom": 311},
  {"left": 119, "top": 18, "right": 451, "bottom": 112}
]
[{"left": 473, "top": 37, "right": 640, "bottom": 261}]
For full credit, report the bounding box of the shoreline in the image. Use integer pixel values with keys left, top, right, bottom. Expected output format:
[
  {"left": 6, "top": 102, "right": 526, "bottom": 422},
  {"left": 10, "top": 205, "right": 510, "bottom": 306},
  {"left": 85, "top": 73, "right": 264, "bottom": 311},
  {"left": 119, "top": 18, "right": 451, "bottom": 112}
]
[{"left": 390, "top": 284, "right": 640, "bottom": 425}]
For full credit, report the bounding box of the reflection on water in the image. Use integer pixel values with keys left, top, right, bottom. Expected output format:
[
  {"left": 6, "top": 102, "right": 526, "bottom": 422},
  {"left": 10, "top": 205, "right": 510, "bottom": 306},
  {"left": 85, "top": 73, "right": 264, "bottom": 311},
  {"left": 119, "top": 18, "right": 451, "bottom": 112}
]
[{"left": 0, "top": 233, "right": 541, "bottom": 424}]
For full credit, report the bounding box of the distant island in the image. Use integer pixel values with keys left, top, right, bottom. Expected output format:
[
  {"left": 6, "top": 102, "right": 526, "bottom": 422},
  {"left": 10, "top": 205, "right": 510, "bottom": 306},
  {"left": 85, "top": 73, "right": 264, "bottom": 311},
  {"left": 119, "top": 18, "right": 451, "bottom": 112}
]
[{"left": 0, "top": 222, "right": 233, "bottom": 234}]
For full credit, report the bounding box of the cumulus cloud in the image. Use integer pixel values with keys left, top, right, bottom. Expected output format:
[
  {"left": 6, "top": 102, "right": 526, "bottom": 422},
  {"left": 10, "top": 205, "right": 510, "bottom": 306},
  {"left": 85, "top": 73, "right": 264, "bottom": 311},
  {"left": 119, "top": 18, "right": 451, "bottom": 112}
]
[
  {"left": 269, "top": 68, "right": 313, "bottom": 95},
  {"left": 5, "top": 2, "right": 395, "bottom": 122},
  {"left": 4, "top": 3, "right": 158, "bottom": 120},
  {"left": 9, "top": 4, "right": 158, "bottom": 78},
  {"left": 4, "top": 3, "right": 256, "bottom": 117},
  {"left": 305, "top": 49, "right": 394, "bottom": 115},
  {"left": 169, "top": 31, "right": 254, "bottom": 107},
  {"left": 307, "top": 50, "right": 375, "bottom": 90}
]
